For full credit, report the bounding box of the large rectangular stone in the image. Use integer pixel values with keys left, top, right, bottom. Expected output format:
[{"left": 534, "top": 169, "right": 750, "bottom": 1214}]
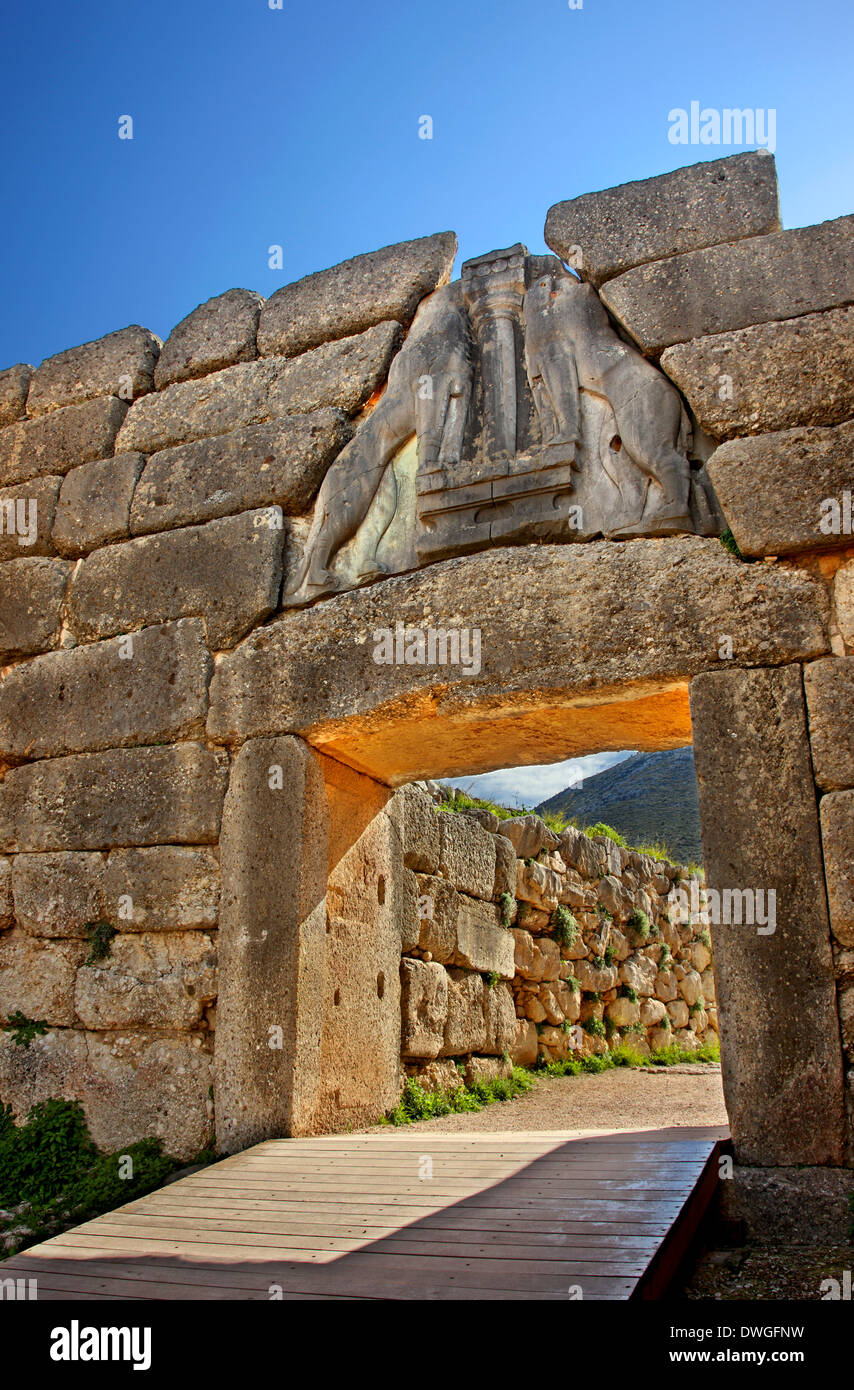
[
  {"left": 115, "top": 322, "right": 403, "bottom": 455},
  {"left": 0, "top": 364, "right": 33, "bottom": 427},
  {"left": 67, "top": 508, "right": 282, "bottom": 650},
  {"left": 454, "top": 896, "right": 515, "bottom": 977},
  {"left": 0, "top": 557, "right": 72, "bottom": 660},
  {"left": 438, "top": 813, "right": 497, "bottom": 900},
  {"left": 804, "top": 657, "right": 854, "bottom": 791},
  {"left": 0, "top": 474, "right": 62, "bottom": 560},
  {"left": 74, "top": 931, "right": 217, "bottom": 1030},
  {"left": 706, "top": 420, "right": 854, "bottom": 557},
  {"left": 129, "top": 410, "right": 352, "bottom": 535},
  {"left": 52, "top": 452, "right": 145, "bottom": 557},
  {"left": 12, "top": 846, "right": 220, "bottom": 937},
  {"left": 690, "top": 664, "right": 846, "bottom": 1165},
  {"left": 820, "top": 791, "right": 854, "bottom": 948},
  {"left": 439, "top": 968, "right": 486, "bottom": 1056},
  {"left": 257, "top": 232, "right": 456, "bottom": 358},
  {"left": 0, "top": 744, "right": 228, "bottom": 852},
  {"left": 0, "top": 618, "right": 211, "bottom": 760},
  {"left": 544, "top": 152, "right": 780, "bottom": 287},
  {"left": 602, "top": 215, "right": 854, "bottom": 355},
  {"left": 661, "top": 307, "right": 854, "bottom": 440},
  {"left": 26, "top": 326, "right": 160, "bottom": 417},
  {"left": 400, "top": 957, "right": 448, "bottom": 1059},
  {"left": 0, "top": 396, "right": 128, "bottom": 487},
  {"left": 0, "top": 929, "right": 84, "bottom": 1025}
]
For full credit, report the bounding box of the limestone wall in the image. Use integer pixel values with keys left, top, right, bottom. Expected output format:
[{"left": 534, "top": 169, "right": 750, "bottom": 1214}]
[{"left": 397, "top": 788, "right": 715, "bottom": 1091}]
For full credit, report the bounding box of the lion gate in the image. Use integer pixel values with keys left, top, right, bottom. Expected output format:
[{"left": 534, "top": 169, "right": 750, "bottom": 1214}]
[{"left": 0, "top": 152, "right": 851, "bottom": 1217}]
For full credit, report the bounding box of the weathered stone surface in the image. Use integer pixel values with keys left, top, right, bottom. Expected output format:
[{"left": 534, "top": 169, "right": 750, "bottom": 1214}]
[
  {"left": 495, "top": 814, "right": 560, "bottom": 859},
  {"left": 116, "top": 322, "right": 403, "bottom": 455},
  {"left": 0, "top": 619, "right": 211, "bottom": 760},
  {"left": 836, "top": 561, "right": 854, "bottom": 650},
  {"left": 156, "top": 289, "right": 264, "bottom": 388},
  {"left": 215, "top": 737, "right": 327, "bottom": 1151},
  {"left": 438, "top": 813, "right": 496, "bottom": 900},
  {"left": 575, "top": 958, "right": 618, "bottom": 993},
  {"left": 0, "top": 364, "right": 33, "bottom": 427},
  {"left": 482, "top": 981, "right": 517, "bottom": 1054},
  {"left": 661, "top": 307, "right": 854, "bottom": 440},
  {"left": 0, "top": 744, "right": 228, "bottom": 853},
  {"left": 412, "top": 874, "right": 456, "bottom": 963},
  {"left": 602, "top": 216, "right": 854, "bottom": 355},
  {"left": 493, "top": 834, "right": 517, "bottom": 901},
  {"left": 516, "top": 859, "right": 561, "bottom": 914},
  {"left": 407, "top": 1059, "right": 462, "bottom": 1092},
  {"left": 400, "top": 958, "right": 448, "bottom": 1059},
  {"left": 619, "top": 954, "right": 658, "bottom": 996},
  {"left": 0, "top": 929, "right": 84, "bottom": 1025},
  {"left": 706, "top": 420, "right": 854, "bottom": 556},
  {"left": 440, "top": 968, "right": 486, "bottom": 1056},
  {"left": 397, "top": 784, "right": 441, "bottom": 874},
  {"left": 454, "top": 897, "right": 514, "bottom": 977},
  {"left": 559, "top": 825, "right": 604, "bottom": 879},
  {"left": 544, "top": 152, "right": 780, "bottom": 288},
  {"left": 52, "top": 452, "right": 145, "bottom": 556},
  {"left": 0, "top": 857, "right": 11, "bottom": 930},
  {"left": 691, "top": 664, "right": 846, "bottom": 1164},
  {"left": 258, "top": 233, "right": 456, "bottom": 359},
  {"left": 598, "top": 874, "right": 633, "bottom": 920},
  {"left": 27, "top": 327, "right": 160, "bottom": 417},
  {"left": 129, "top": 411, "right": 352, "bottom": 535},
  {"left": 820, "top": 791, "right": 854, "bottom": 948},
  {"left": 464, "top": 1055, "right": 512, "bottom": 1085},
  {"left": 510, "top": 1018, "right": 538, "bottom": 1065},
  {"left": 0, "top": 396, "right": 128, "bottom": 487},
  {"left": 0, "top": 1028, "right": 213, "bottom": 1160},
  {"left": 13, "top": 846, "right": 220, "bottom": 938},
  {"left": 0, "top": 557, "right": 72, "bottom": 660},
  {"left": 74, "top": 931, "right": 217, "bottom": 1030},
  {"left": 207, "top": 539, "right": 829, "bottom": 782},
  {"left": 67, "top": 508, "right": 283, "bottom": 650},
  {"left": 0, "top": 474, "right": 62, "bottom": 560},
  {"left": 805, "top": 658, "right": 854, "bottom": 790}
]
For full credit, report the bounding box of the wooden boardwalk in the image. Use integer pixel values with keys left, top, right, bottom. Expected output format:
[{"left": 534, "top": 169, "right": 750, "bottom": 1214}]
[{"left": 3, "top": 1126, "right": 725, "bottom": 1300}]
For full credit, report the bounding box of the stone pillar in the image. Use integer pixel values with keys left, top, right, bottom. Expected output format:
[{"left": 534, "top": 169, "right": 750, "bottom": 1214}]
[
  {"left": 462, "top": 244, "right": 526, "bottom": 462},
  {"left": 215, "top": 735, "right": 328, "bottom": 1153},
  {"left": 690, "top": 664, "right": 846, "bottom": 1165}
]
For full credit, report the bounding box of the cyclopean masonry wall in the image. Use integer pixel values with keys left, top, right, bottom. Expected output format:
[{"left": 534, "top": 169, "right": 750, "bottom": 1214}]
[{"left": 0, "top": 152, "right": 851, "bottom": 1189}]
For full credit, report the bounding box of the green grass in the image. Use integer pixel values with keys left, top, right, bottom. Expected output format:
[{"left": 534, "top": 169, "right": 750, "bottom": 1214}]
[{"left": 384, "top": 1068, "right": 536, "bottom": 1125}]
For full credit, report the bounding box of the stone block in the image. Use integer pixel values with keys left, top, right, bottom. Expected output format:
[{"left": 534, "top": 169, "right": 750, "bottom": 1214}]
[
  {"left": 0, "top": 396, "right": 128, "bottom": 487},
  {"left": 836, "top": 562, "right": 854, "bottom": 650},
  {"left": 559, "top": 825, "right": 604, "bottom": 879},
  {"left": 129, "top": 410, "right": 352, "bottom": 535},
  {"left": 52, "top": 452, "right": 145, "bottom": 556},
  {"left": 414, "top": 874, "right": 458, "bottom": 963},
  {"left": 0, "top": 618, "right": 211, "bottom": 760},
  {"left": 544, "top": 152, "right": 780, "bottom": 287},
  {"left": 400, "top": 958, "right": 448, "bottom": 1059},
  {"left": 575, "top": 958, "right": 618, "bottom": 992},
  {"left": 0, "top": 744, "right": 228, "bottom": 853},
  {"left": 407, "top": 1059, "right": 462, "bottom": 1092},
  {"left": 438, "top": 813, "right": 496, "bottom": 900},
  {"left": 0, "top": 557, "right": 72, "bottom": 659},
  {"left": 0, "top": 474, "right": 62, "bottom": 560},
  {"left": 67, "top": 508, "right": 283, "bottom": 650},
  {"left": 820, "top": 791, "right": 854, "bottom": 948},
  {"left": 511, "top": 927, "right": 536, "bottom": 978},
  {"left": 0, "top": 1027, "right": 214, "bottom": 1161},
  {"left": 492, "top": 833, "right": 517, "bottom": 900},
  {"left": 74, "top": 930, "right": 217, "bottom": 1030},
  {"left": 0, "top": 857, "right": 11, "bottom": 930},
  {"left": 666, "top": 998, "right": 690, "bottom": 1028},
  {"left": 679, "top": 968, "right": 704, "bottom": 1006},
  {"left": 0, "top": 364, "right": 33, "bottom": 427},
  {"left": 804, "top": 657, "right": 854, "bottom": 790},
  {"left": 661, "top": 307, "right": 854, "bottom": 441},
  {"left": 12, "top": 846, "right": 220, "bottom": 938},
  {"left": 116, "top": 322, "right": 403, "bottom": 454},
  {"left": 439, "top": 968, "right": 486, "bottom": 1056},
  {"left": 707, "top": 420, "right": 854, "bottom": 556},
  {"left": 0, "top": 928, "right": 84, "bottom": 1025},
  {"left": 257, "top": 232, "right": 457, "bottom": 358},
  {"left": 516, "top": 859, "right": 561, "bottom": 913},
  {"left": 606, "top": 996, "right": 641, "bottom": 1028},
  {"left": 27, "top": 327, "right": 160, "bottom": 417},
  {"left": 619, "top": 954, "right": 658, "bottom": 996},
  {"left": 691, "top": 664, "right": 846, "bottom": 1164},
  {"left": 454, "top": 896, "right": 515, "bottom": 977},
  {"left": 602, "top": 215, "right": 854, "bottom": 355},
  {"left": 640, "top": 997, "right": 667, "bottom": 1027},
  {"left": 214, "top": 737, "right": 328, "bottom": 1151},
  {"left": 399, "top": 867, "right": 420, "bottom": 953},
  {"left": 598, "top": 874, "right": 633, "bottom": 920},
  {"left": 397, "top": 783, "right": 441, "bottom": 873},
  {"left": 496, "top": 814, "right": 560, "bottom": 858},
  {"left": 155, "top": 289, "right": 264, "bottom": 388},
  {"left": 465, "top": 1056, "right": 514, "bottom": 1085}
]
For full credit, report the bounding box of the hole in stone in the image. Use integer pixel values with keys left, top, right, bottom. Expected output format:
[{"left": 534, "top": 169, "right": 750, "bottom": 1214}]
[
  {"left": 377, "top": 972, "right": 385, "bottom": 999},
  {"left": 377, "top": 875, "right": 386, "bottom": 905},
  {"left": 610, "top": 435, "right": 622, "bottom": 452},
  {"left": 333, "top": 988, "right": 341, "bottom": 1006}
]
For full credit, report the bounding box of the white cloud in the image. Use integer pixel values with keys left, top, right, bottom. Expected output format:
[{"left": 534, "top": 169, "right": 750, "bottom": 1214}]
[{"left": 446, "top": 751, "right": 635, "bottom": 810}]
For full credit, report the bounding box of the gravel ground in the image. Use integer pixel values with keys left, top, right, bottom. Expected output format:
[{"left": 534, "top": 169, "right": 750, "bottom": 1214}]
[
  {"left": 680, "top": 1244, "right": 854, "bottom": 1300},
  {"left": 364, "top": 1062, "right": 728, "bottom": 1135}
]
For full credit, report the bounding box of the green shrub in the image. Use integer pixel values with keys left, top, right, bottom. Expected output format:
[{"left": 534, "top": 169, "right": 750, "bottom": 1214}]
[
  {"left": 698, "top": 928, "right": 712, "bottom": 949},
  {"left": 720, "top": 528, "right": 743, "bottom": 559},
  {"left": 591, "top": 954, "right": 606, "bottom": 970},
  {"left": 627, "top": 909, "right": 650, "bottom": 941},
  {"left": 551, "top": 905, "right": 579, "bottom": 949},
  {"left": 585, "top": 823, "right": 628, "bottom": 847},
  {"left": 84, "top": 920, "right": 116, "bottom": 964},
  {"left": 1, "top": 1011, "right": 49, "bottom": 1049},
  {"left": 564, "top": 975, "right": 581, "bottom": 993},
  {"left": 583, "top": 1018, "right": 606, "bottom": 1038},
  {"left": 498, "top": 891, "right": 516, "bottom": 928},
  {"left": 385, "top": 1067, "right": 535, "bottom": 1126},
  {"left": 619, "top": 985, "right": 638, "bottom": 1003}
]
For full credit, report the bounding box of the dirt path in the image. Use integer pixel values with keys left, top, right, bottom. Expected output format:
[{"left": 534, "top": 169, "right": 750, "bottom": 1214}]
[{"left": 365, "top": 1063, "right": 728, "bottom": 1135}]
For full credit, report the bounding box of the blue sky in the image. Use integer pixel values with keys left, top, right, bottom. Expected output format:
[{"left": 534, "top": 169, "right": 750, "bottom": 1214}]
[{"left": 3, "top": 0, "right": 850, "bottom": 806}]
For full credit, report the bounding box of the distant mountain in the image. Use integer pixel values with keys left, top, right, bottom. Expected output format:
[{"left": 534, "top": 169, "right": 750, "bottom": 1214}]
[{"left": 536, "top": 747, "right": 702, "bottom": 865}]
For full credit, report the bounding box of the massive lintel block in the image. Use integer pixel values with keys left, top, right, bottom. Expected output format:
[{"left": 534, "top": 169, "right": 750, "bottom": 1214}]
[
  {"left": 115, "top": 321, "right": 403, "bottom": 455},
  {"left": 0, "top": 557, "right": 72, "bottom": 659},
  {"left": 67, "top": 508, "right": 283, "bottom": 650},
  {"left": 0, "top": 743, "right": 228, "bottom": 852},
  {"left": 706, "top": 419, "right": 854, "bottom": 557},
  {"left": 26, "top": 326, "right": 161, "bottom": 417},
  {"left": 601, "top": 215, "right": 854, "bottom": 355},
  {"left": 0, "top": 618, "right": 211, "bottom": 760},
  {"left": 129, "top": 410, "right": 352, "bottom": 535},
  {"left": 155, "top": 289, "right": 264, "bottom": 389},
  {"left": 0, "top": 396, "right": 128, "bottom": 487},
  {"left": 661, "top": 307, "right": 854, "bottom": 440},
  {"left": 257, "top": 232, "right": 457, "bottom": 359},
  {"left": 690, "top": 664, "right": 846, "bottom": 1165},
  {"left": 544, "top": 152, "right": 780, "bottom": 287}
]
